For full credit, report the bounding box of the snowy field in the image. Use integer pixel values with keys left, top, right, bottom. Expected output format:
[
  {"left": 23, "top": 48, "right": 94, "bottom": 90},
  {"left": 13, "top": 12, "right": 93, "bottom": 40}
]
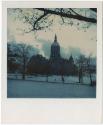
[
  {"left": 8, "top": 74, "right": 96, "bottom": 85},
  {"left": 7, "top": 79, "right": 96, "bottom": 98}
]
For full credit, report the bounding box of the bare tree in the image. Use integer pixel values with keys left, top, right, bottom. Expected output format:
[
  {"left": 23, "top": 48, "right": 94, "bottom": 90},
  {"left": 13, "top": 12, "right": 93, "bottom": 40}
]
[
  {"left": 60, "top": 66, "right": 65, "bottom": 83},
  {"left": 7, "top": 42, "right": 21, "bottom": 73},
  {"left": 76, "top": 55, "right": 86, "bottom": 83},
  {"left": 8, "top": 8, "right": 97, "bottom": 33},
  {"left": 16, "top": 43, "right": 33, "bottom": 80},
  {"left": 86, "top": 55, "right": 93, "bottom": 85},
  {"left": 36, "top": 8, "right": 96, "bottom": 23}
]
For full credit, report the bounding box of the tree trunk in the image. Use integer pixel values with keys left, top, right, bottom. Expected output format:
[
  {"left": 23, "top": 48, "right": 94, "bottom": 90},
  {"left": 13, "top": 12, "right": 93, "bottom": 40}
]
[
  {"left": 46, "top": 75, "right": 48, "bottom": 82},
  {"left": 22, "top": 73, "right": 25, "bottom": 80},
  {"left": 89, "top": 71, "right": 92, "bottom": 86},
  {"left": 22, "top": 55, "right": 26, "bottom": 80},
  {"left": 87, "top": 58, "right": 92, "bottom": 86},
  {"left": 78, "top": 67, "right": 83, "bottom": 83},
  {"left": 61, "top": 75, "right": 64, "bottom": 83}
]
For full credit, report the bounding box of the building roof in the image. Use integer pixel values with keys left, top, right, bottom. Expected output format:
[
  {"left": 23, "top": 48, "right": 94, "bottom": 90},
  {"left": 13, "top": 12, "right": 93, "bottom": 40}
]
[{"left": 51, "top": 34, "right": 60, "bottom": 47}]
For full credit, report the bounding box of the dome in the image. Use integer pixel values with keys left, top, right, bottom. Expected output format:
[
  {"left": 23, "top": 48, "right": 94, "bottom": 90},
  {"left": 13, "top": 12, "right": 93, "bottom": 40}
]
[
  {"left": 51, "top": 41, "right": 59, "bottom": 47},
  {"left": 50, "top": 34, "right": 61, "bottom": 59}
]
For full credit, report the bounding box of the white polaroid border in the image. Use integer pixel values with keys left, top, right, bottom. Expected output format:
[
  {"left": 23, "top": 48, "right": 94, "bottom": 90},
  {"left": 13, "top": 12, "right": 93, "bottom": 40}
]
[{"left": 1, "top": 1, "right": 103, "bottom": 124}]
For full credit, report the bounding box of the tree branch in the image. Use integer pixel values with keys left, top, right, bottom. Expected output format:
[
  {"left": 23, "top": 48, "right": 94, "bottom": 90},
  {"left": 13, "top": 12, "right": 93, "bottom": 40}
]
[
  {"left": 36, "top": 8, "right": 97, "bottom": 23},
  {"left": 33, "top": 11, "right": 48, "bottom": 30},
  {"left": 90, "top": 8, "right": 97, "bottom": 13},
  {"left": 69, "top": 9, "right": 80, "bottom": 16}
]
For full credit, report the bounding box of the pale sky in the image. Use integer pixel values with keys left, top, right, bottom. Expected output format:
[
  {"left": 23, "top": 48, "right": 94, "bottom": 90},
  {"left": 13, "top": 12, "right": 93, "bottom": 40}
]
[{"left": 7, "top": 8, "right": 97, "bottom": 59}]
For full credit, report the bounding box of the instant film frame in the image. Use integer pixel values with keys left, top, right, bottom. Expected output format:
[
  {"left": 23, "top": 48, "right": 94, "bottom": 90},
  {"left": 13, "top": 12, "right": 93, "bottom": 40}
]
[{"left": 2, "top": 1, "right": 103, "bottom": 123}]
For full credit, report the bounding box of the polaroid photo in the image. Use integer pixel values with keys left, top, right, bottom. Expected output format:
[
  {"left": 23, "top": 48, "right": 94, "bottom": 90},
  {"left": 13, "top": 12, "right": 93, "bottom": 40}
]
[{"left": 1, "top": 1, "right": 103, "bottom": 124}]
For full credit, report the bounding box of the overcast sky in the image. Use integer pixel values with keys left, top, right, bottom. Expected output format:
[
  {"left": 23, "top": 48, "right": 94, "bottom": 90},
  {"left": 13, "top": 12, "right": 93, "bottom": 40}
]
[{"left": 7, "top": 8, "right": 97, "bottom": 59}]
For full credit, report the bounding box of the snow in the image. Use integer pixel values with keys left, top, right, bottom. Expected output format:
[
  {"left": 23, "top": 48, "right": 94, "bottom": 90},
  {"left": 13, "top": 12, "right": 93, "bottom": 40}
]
[
  {"left": 7, "top": 79, "right": 96, "bottom": 98},
  {"left": 8, "top": 74, "right": 96, "bottom": 85}
]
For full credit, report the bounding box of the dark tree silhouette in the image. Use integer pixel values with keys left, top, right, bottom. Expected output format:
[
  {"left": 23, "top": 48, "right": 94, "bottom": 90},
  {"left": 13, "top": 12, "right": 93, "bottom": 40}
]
[
  {"left": 36, "top": 8, "right": 96, "bottom": 23},
  {"left": 60, "top": 65, "right": 65, "bottom": 83},
  {"left": 76, "top": 55, "right": 86, "bottom": 83},
  {"left": 15, "top": 43, "right": 33, "bottom": 80},
  {"left": 86, "top": 55, "right": 93, "bottom": 86},
  {"left": 7, "top": 43, "right": 20, "bottom": 73}
]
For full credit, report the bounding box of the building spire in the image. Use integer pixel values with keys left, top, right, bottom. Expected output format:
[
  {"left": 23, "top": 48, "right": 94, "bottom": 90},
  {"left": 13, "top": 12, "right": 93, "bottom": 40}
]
[{"left": 54, "top": 34, "right": 57, "bottom": 42}]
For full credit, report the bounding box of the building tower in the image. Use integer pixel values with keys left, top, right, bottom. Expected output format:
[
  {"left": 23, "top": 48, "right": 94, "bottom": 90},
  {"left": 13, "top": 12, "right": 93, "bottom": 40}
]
[
  {"left": 50, "top": 34, "right": 61, "bottom": 59},
  {"left": 69, "top": 55, "right": 74, "bottom": 65}
]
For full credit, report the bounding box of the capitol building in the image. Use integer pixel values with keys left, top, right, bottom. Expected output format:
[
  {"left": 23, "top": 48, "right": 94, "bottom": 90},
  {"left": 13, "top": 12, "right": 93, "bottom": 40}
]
[
  {"left": 27, "top": 35, "right": 77, "bottom": 75},
  {"left": 49, "top": 34, "right": 76, "bottom": 75}
]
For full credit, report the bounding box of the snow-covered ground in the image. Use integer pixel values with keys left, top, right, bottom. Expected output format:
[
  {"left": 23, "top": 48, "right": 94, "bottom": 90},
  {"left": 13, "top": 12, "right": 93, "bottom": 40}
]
[
  {"left": 7, "top": 79, "right": 96, "bottom": 98},
  {"left": 8, "top": 74, "right": 96, "bottom": 85}
]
